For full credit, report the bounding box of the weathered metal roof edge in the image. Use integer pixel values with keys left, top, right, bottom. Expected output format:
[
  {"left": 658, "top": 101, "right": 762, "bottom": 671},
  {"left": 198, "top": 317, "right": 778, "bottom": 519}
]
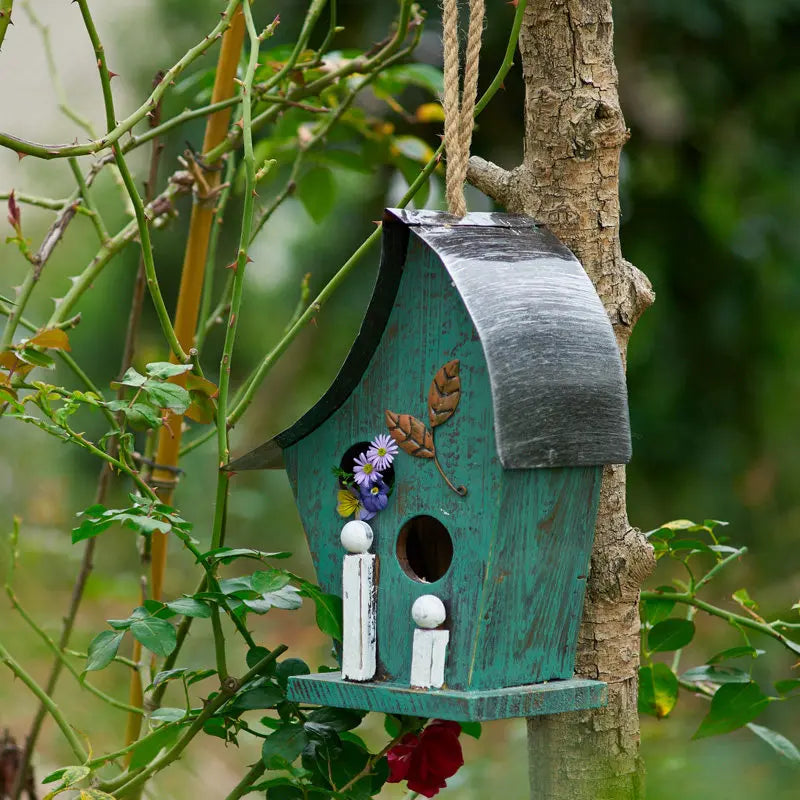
[{"left": 225, "top": 209, "right": 631, "bottom": 472}]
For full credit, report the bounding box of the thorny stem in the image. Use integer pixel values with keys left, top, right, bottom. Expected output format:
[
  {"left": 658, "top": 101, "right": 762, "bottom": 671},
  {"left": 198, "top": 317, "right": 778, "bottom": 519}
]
[
  {"left": 0, "top": 191, "right": 68, "bottom": 210},
  {"left": 109, "top": 645, "right": 288, "bottom": 798},
  {"left": 0, "top": 0, "right": 242, "bottom": 159},
  {"left": 0, "top": 639, "right": 88, "bottom": 765},
  {"left": 196, "top": 153, "right": 237, "bottom": 352},
  {"left": 68, "top": 156, "right": 109, "bottom": 244},
  {"left": 46, "top": 180, "right": 188, "bottom": 326},
  {"left": 74, "top": 0, "right": 187, "bottom": 362},
  {"left": 204, "top": 0, "right": 418, "bottom": 163},
  {"left": 641, "top": 590, "right": 800, "bottom": 656},
  {"left": 182, "top": 0, "right": 523, "bottom": 458},
  {"left": 224, "top": 760, "right": 266, "bottom": 800},
  {"left": 0, "top": 1, "right": 12, "bottom": 51},
  {"left": 5, "top": 584, "right": 144, "bottom": 715},
  {"left": 211, "top": 0, "right": 264, "bottom": 543}
]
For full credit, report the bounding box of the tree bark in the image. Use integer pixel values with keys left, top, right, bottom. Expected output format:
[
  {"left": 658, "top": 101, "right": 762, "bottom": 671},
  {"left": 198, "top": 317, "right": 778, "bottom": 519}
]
[{"left": 468, "top": 2, "right": 655, "bottom": 798}]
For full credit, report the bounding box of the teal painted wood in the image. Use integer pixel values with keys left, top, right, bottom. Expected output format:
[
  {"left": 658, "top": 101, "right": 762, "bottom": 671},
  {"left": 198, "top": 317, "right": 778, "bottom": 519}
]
[
  {"left": 284, "top": 232, "right": 603, "bottom": 704},
  {"left": 287, "top": 672, "right": 607, "bottom": 721}
]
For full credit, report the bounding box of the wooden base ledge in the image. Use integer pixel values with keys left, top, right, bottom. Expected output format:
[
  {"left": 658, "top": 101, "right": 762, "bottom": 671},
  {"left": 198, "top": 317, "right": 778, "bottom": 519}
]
[{"left": 288, "top": 672, "right": 607, "bottom": 721}]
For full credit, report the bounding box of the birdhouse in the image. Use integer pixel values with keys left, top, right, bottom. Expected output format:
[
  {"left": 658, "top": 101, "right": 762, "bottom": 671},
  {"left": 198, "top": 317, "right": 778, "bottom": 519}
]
[{"left": 228, "top": 209, "right": 631, "bottom": 721}]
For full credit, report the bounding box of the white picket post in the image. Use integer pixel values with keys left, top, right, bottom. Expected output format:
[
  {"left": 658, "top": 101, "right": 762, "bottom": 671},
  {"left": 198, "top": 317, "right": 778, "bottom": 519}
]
[
  {"left": 409, "top": 594, "right": 449, "bottom": 689},
  {"left": 340, "top": 521, "right": 377, "bottom": 682}
]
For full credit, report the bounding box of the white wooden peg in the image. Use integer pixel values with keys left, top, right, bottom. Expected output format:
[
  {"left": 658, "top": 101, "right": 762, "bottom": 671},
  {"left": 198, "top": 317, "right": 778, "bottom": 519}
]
[
  {"left": 341, "top": 521, "right": 376, "bottom": 681},
  {"left": 410, "top": 595, "right": 449, "bottom": 689}
]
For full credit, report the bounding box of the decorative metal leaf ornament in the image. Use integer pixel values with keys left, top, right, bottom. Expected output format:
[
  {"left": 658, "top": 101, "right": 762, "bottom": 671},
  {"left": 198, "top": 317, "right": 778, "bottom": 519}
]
[
  {"left": 428, "top": 359, "right": 460, "bottom": 428},
  {"left": 385, "top": 360, "right": 467, "bottom": 496},
  {"left": 385, "top": 411, "right": 435, "bottom": 458}
]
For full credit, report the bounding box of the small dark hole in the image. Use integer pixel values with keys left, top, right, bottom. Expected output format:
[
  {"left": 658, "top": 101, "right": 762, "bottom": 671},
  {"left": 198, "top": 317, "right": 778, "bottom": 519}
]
[
  {"left": 396, "top": 515, "right": 453, "bottom": 583},
  {"left": 338, "top": 441, "right": 395, "bottom": 489}
]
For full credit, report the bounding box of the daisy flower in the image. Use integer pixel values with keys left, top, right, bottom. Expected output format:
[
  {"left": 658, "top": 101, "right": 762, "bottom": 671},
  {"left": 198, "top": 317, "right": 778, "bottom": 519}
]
[
  {"left": 353, "top": 451, "right": 382, "bottom": 486},
  {"left": 367, "top": 434, "right": 398, "bottom": 470}
]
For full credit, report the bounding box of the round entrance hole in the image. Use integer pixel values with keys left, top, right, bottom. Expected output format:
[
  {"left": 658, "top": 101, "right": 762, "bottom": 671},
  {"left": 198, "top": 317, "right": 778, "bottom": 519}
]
[{"left": 396, "top": 515, "right": 453, "bottom": 583}]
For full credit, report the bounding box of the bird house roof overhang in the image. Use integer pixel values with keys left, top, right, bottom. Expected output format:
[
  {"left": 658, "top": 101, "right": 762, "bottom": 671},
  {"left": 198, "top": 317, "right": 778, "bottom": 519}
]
[{"left": 227, "top": 209, "right": 631, "bottom": 472}]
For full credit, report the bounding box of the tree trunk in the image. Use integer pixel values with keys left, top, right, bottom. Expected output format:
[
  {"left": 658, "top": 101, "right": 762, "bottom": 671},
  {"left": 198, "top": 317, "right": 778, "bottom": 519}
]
[{"left": 468, "top": 2, "right": 655, "bottom": 798}]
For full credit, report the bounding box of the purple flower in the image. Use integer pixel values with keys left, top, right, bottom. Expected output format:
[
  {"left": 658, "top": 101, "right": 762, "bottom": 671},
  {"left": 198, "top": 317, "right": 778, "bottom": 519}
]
[
  {"left": 356, "top": 505, "right": 377, "bottom": 521},
  {"left": 367, "top": 434, "right": 399, "bottom": 471},
  {"left": 353, "top": 452, "right": 382, "bottom": 486},
  {"left": 360, "top": 480, "right": 389, "bottom": 514}
]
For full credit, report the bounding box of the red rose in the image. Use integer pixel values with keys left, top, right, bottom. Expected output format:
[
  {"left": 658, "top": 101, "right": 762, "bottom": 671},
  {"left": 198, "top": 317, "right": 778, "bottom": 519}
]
[{"left": 386, "top": 720, "right": 464, "bottom": 797}]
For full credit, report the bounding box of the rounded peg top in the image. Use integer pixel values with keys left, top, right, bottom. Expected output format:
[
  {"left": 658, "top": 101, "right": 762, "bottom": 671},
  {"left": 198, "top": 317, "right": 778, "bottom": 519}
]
[
  {"left": 340, "top": 520, "right": 373, "bottom": 553},
  {"left": 411, "top": 594, "right": 446, "bottom": 629}
]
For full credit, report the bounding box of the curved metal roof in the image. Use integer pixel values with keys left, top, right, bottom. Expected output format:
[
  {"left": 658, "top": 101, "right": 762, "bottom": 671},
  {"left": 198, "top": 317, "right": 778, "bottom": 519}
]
[{"left": 227, "top": 209, "right": 631, "bottom": 471}]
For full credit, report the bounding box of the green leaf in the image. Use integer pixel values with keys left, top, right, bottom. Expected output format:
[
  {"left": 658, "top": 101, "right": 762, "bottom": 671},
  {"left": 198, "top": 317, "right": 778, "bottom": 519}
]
[
  {"left": 296, "top": 166, "right": 336, "bottom": 223},
  {"left": 227, "top": 685, "right": 285, "bottom": 713},
  {"left": 732, "top": 588, "right": 759, "bottom": 611},
  {"left": 669, "top": 538, "right": 715, "bottom": 555},
  {"left": 638, "top": 663, "right": 679, "bottom": 718},
  {"left": 775, "top": 679, "right": 800, "bottom": 695},
  {"left": 266, "top": 787, "right": 304, "bottom": 800},
  {"left": 130, "top": 618, "right": 177, "bottom": 657},
  {"left": 53, "top": 765, "right": 91, "bottom": 788},
  {"left": 261, "top": 724, "right": 308, "bottom": 768},
  {"left": 16, "top": 348, "right": 56, "bottom": 369},
  {"left": 275, "top": 658, "right": 310, "bottom": 689},
  {"left": 642, "top": 587, "right": 677, "bottom": 625},
  {"left": 110, "top": 401, "right": 162, "bottom": 429},
  {"left": 84, "top": 630, "right": 125, "bottom": 672},
  {"left": 165, "top": 597, "right": 212, "bottom": 618},
  {"left": 263, "top": 585, "right": 302, "bottom": 611},
  {"left": 306, "top": 706, "right": 366, "bottom": 732},
  {"left": 129, "top": 724, "right": 181, "bottom": 770},
  {"left": 747, "top": 723, "right": 800, "bottom": 763},
  {"left": 150, "top": 707, "right": 188, "bottom": 723},
  {"left": 392, "top": 135, "right": 434, "bottom": 164},
  {"left": 661, "top": 519, "right": 697, "bottom": 530},
  {"left": 383, "top": 715, "right": 402, "bottom": 738},
  {"left": 251, "top": 570, "right": 291, "bottom": 595},
  {"left": 647, "top": 619, "right": 695, "bottom": 652},
  {"left": 681, "top": 665, "right": 751, "bottom": 685},
  {"left": 114, "top": 367, "right": 148, "bottom": 388},
  {"left": 202, "top": 546, "right": 291, "bottom": 563},
  {"left": 79, "top": 790, "right": 117, "bottom": 800},
  {"left": 708, "top": 646, "right": 765, "bottom": 664},
  {"left": 246, "top": 646, "right": 273, "bottom": 671},
  {"left": 145, "top": 362, "right": 193, "bottom": 379},
  {"left": 375, "top": 63, "right": 444, "bottom": 96},
  {"left": 459, "top": 721, "right": 482, "bottom": 739},
  {"left": 142, "top": 380, "right": 190, "bottom": 413},
  {"left": 308, "top": 591, "right": 343, "bottom": 641},
  {"left": 693, "top": 681, "right": 772, "bottom": 739},
  {"left": 71, "top": 518, "right": 114, "bottom": 544}
]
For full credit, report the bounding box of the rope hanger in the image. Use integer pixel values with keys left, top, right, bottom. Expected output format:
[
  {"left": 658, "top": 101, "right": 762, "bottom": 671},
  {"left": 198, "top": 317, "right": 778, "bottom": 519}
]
[{"left": 442, "top": 0, "right": 485, "bottom": 217}]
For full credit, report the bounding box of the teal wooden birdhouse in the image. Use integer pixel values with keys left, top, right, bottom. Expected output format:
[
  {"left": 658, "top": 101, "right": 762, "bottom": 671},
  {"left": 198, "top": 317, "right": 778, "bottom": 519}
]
[{"left": 228, "top": 209, "right": 631, "bottom": 721}]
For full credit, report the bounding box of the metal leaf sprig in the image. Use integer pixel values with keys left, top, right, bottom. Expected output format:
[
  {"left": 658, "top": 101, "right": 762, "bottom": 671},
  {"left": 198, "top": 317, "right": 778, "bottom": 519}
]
[{"left": 385, "top": 359, "right": 467, "bottom": 496}]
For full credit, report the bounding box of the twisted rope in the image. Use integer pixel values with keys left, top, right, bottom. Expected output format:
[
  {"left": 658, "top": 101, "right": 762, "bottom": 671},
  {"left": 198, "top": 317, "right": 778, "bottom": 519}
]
[{"left": 442, "top": 0, "right": 485, "bottom": 216}]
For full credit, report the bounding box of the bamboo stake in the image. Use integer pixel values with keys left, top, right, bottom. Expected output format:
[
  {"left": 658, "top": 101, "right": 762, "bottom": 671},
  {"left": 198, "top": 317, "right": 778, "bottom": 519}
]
[
  {"left": 123, "top": 4, "right": 246, "bottom": 749},
  {"left": 150, "top": 4, "right": 246, "bottom": 602}
]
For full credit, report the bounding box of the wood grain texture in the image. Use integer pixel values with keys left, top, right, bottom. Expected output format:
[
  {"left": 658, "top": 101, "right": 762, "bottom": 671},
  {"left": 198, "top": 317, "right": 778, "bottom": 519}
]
[
  {"left": 282, "top": 237, "right": 606, "bottom": 719},
  {"left": 227, "top": 209, "right": 631, "bottom": 472},
  {"left": 411, "top": 629, "right": 449, "bottom": 689},
  {"left": 287, "top": 672, "right": 607, "bottom": 721},
  {"left": 341, "top": 554, "right": 376, "bottom": 681}
]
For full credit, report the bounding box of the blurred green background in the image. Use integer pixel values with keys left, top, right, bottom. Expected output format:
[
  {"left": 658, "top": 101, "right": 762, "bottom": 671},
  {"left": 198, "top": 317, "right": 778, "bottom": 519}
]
[{"left": 1, "top": 0, "right": 799, "bottom": 797}]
